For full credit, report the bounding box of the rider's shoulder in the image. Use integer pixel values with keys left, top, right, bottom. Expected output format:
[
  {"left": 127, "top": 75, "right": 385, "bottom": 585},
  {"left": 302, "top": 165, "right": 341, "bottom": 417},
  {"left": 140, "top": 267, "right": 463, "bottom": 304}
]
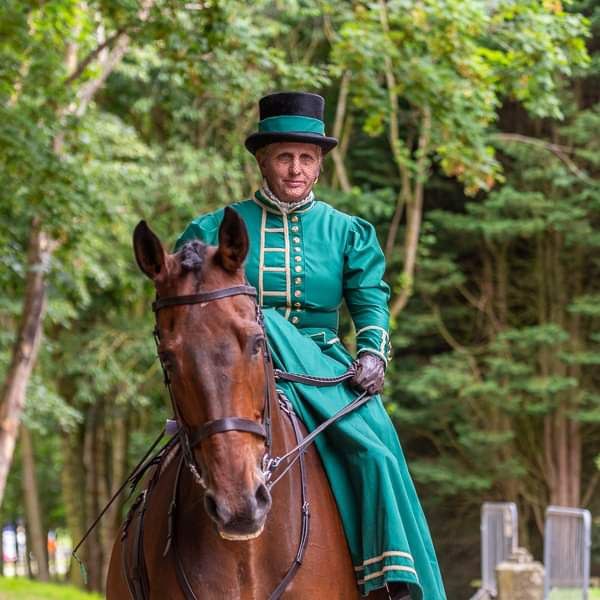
[
  {"left": 313, "top": 200, "right": 375, "bottom": 235},
  {"left": 189, "top": 199, "right": 253, "bottom": 228}
]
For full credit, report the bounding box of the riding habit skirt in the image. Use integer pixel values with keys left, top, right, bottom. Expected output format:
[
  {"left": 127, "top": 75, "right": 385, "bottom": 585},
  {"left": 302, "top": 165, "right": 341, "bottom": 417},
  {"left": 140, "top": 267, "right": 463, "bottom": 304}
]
[{"left": 263, "top": 309, "right": 447, "bottom": 599}]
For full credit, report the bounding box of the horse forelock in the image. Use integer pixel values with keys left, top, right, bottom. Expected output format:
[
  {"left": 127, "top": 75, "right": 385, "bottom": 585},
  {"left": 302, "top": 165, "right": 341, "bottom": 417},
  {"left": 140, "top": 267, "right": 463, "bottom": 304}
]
[{"left": 178, "top": 240, "right": 208, "bottom": 275}]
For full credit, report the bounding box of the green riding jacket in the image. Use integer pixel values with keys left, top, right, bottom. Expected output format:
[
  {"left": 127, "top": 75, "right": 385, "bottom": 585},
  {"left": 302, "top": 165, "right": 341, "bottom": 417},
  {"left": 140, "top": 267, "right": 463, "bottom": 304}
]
[{"left": 175, "top": 190, "right": 392, "bottom": 365}]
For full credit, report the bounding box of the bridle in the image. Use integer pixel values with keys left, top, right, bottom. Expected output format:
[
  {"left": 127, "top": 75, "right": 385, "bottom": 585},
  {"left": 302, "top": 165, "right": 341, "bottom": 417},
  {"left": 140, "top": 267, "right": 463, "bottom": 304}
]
[{"left": 152, "top": 283, "right": 275, "bottom": 489}]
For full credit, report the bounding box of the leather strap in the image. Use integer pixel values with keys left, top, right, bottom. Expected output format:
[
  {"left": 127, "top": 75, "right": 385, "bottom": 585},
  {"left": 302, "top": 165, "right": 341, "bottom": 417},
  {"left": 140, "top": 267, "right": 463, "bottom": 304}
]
[
  {"left": 170, "top": 455, "right": 199, "bottom": 600},
  {"left": 274, "top": 367, "right": 356, "bottom": 387},
  {"left": 152, "top": 285, "right": 257, "bottom": 313},
  {"left": 123, "top": 448, "right": 166, "bottom": 600},
  {"left": 189, "top": 417, "right": 267, "bottom": 446},
  {"left": 267, "top": 389, "right": 372, "bottom": 479},
  {"left": 268, "top": 396, "right": 310, "bottom": 600}
]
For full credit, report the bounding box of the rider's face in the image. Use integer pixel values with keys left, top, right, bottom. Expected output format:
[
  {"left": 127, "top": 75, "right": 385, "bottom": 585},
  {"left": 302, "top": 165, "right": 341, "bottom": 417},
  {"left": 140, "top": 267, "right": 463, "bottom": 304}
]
[{"left": 257, "top": 142, "right": 321, "bottom": 203}]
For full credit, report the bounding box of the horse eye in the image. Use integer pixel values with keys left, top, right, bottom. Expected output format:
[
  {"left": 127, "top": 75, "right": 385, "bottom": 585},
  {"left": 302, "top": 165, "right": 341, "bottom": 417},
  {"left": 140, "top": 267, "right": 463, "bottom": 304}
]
[
  {"left": 251, "top": 336, "right": 265, "bottom": 355},
  {"left": 159, "top": 352, "right": 173, "bottom": 369}
]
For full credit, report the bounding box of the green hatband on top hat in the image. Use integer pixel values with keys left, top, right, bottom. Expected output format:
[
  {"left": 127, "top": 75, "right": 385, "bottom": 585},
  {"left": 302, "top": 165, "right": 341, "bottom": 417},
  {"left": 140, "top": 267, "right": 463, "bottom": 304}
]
[{"left": 245, "top": 91, "right": 338, "bottom": 155}]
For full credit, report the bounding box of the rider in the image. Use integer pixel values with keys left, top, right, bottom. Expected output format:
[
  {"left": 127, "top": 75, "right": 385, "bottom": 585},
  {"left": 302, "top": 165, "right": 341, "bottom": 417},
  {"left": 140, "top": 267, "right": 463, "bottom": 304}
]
[{"left": 175, "top": 92, "right": 446, "bottom": 600}]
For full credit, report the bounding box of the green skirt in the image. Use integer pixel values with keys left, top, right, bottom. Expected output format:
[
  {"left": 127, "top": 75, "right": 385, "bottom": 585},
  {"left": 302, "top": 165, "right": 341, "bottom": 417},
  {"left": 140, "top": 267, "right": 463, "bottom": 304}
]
[{"left": 264, "top": 309, "right": 446, "bottom": 599}]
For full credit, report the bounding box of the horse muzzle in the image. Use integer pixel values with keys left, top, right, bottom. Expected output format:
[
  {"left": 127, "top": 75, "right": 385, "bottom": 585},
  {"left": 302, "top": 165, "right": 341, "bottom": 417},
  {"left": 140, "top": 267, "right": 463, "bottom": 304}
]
[{"left": 204, "top": 480, "right": 272, "bottom": 541}]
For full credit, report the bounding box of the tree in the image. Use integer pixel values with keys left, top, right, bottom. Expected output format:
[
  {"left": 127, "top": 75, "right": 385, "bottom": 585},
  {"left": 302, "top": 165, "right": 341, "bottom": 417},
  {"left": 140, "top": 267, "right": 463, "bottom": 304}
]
[
  {"left": 327, "top": 0, "right": 589, "bottom": 315},
  {"left": 0, "top": 0, "right": 156, "bottom": 508}
]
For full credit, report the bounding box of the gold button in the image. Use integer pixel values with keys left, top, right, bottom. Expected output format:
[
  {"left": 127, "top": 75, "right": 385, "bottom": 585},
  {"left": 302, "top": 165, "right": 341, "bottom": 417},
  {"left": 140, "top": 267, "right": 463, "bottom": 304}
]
[
  {"left": 294, "top": 302, "right": 301, "bottom": 308},
  {"left": 294, "top": 277, "right": 302, "bottom": 284},
  {"left": 293, "top": 237, "right": 301, "bottom": 243},
  {"left": 291, "top": 226, "right": 299, "bottom": 232},
  {"left": 291, "top": 316, "right": 299, "bottom": 324},
  {"left": 294, "top": 256, "right": 302, "bottom": 262},
  {"left": 294, "top": 290, "right": 301, "bottom": 298},
  {"left": 291, "top": 215, "right": 299, "bottom": 222},
  {"left": 294, "top": 265, "right": 302, "bottom": 273}
]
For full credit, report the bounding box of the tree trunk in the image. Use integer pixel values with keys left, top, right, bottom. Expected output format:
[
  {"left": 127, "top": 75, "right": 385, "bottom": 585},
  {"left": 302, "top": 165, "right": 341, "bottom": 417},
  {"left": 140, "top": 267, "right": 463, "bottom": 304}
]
[
  {"left": 101, "top": 413, "right": 128, "bottom": 586},
  {"left": 20, "top": 425, "right": 49, "bottom": 581},
  {"left": 0, "top": 219, "right": 53, "bottom": 507},
  {"left": 83, "top": 404, "right": 102, "bottom": 592},
  {"left": 61, "top": 430, "right": 86, "bottom": 586}
]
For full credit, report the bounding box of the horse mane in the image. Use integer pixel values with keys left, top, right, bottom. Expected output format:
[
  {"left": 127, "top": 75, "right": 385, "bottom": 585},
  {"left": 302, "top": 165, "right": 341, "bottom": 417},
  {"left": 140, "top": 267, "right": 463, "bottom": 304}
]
[{"left": 179, "top": 240, "right": 208, "bottom": 274}]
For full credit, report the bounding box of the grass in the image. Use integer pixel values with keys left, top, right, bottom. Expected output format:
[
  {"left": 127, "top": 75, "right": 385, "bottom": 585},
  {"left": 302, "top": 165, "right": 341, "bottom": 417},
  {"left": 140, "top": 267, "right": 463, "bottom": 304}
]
[
  {"left": 2, "top": 579, "right": 599, "bottom": 600},
  {"left": 0, "top": 578, "right": 104, "bottom": 600},
  {"left": 549, "top": 589, "right": 600, "bottom": 599}
]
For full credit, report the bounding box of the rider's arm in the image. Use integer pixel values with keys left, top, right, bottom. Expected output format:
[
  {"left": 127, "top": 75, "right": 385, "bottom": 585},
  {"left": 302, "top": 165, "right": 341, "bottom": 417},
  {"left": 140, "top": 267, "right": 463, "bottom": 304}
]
[{"left": 342, "top": 216, "right": 392, "bottom": 367}]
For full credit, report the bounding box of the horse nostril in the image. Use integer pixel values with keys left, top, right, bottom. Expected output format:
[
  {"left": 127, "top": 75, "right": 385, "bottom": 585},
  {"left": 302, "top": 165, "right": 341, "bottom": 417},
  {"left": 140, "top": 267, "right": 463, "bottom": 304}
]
[
  {"left": 204, "top": 492, "right": 231, "bottom": 525},
  {"left": 255, "top": 482, "right": 271, "bottom": 513}
]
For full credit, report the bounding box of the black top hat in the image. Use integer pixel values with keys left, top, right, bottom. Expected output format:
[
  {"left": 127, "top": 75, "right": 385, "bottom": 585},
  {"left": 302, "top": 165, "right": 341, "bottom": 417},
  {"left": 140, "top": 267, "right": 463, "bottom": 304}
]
[{"left": 245, "top": 92, "right": 338, "bottom": 155}]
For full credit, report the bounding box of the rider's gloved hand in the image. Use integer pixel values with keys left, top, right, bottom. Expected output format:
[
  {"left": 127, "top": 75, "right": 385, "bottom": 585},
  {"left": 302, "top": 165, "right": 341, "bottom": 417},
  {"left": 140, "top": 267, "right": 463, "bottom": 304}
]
[{"left": 350, "top": 352, "right": 385, "bottom": 396}]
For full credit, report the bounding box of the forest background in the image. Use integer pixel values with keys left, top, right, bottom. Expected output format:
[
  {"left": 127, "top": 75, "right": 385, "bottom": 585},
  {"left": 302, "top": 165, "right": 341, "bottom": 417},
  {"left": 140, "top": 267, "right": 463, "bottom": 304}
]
[{"left": 0, "top": 0, "right": 599, "bottom": 597}]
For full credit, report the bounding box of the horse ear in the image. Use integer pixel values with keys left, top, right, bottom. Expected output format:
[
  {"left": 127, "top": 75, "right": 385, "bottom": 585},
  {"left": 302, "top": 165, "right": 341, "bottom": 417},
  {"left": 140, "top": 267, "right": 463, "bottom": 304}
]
[
  {"left": 216, "top": 207, "right": 249, "bottom": 273},
  {"left": 133, "top": 220, "right": 167, "bottom": 280}
]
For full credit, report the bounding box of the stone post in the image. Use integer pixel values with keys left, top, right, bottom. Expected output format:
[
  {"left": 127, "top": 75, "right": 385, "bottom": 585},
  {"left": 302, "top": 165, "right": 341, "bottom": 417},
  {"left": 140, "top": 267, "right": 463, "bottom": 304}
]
[{"left": 496, "top": 547, "right": 544, "bottom": 600}]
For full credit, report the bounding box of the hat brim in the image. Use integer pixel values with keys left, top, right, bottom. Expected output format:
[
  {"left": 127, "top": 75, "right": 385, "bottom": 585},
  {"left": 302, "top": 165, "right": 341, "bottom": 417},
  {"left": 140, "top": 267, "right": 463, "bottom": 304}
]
[{"left": 245, "top": 132, "right": 338, "bottom": 155}]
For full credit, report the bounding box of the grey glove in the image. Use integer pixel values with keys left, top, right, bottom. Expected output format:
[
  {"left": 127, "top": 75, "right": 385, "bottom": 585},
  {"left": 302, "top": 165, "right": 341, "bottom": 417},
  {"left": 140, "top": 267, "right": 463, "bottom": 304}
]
[{"left": 351, "top": 352, "right": 385, "bottom": 395}]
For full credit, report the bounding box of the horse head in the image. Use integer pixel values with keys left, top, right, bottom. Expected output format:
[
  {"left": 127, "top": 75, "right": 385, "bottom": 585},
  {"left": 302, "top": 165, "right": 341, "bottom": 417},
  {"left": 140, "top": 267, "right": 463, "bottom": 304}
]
[{"left": 133, "top": 207, "right": 272, "bottom": 541}]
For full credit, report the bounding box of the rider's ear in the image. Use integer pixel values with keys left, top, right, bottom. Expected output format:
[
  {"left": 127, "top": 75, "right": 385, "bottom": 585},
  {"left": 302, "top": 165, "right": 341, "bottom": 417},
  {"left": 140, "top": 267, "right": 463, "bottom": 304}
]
[
  {"left": 216, "top": 207, "right": 249, "bottom": 273},
  {"left": 133, "top": 220, "right": 166, "bottom": 280}
]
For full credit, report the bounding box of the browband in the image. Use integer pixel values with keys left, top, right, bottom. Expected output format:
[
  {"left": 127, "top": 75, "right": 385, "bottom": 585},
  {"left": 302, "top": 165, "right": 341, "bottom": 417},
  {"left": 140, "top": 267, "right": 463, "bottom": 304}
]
[{"left": 152, "top": 285, "right": 257, "bottom": 313}]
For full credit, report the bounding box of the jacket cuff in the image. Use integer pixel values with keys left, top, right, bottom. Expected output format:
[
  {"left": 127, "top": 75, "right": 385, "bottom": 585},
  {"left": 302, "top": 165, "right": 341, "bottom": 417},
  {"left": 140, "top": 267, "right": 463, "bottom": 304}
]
[{"left": 356, "top": 326, "right": 392, "bottom": 367}]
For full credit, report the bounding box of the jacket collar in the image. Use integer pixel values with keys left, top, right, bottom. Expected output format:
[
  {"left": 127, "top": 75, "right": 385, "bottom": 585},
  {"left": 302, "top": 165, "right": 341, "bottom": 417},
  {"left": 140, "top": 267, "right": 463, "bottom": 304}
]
[{"left": 254, "top": 181, "right": 315, "bottom": 215}]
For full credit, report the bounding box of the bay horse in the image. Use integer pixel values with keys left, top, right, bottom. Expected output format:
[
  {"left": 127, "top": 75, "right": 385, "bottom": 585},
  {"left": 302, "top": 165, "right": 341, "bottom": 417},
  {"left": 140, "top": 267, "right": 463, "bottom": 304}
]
[{"left": 106, "top": 207, "right": 380, "bottom": 599}]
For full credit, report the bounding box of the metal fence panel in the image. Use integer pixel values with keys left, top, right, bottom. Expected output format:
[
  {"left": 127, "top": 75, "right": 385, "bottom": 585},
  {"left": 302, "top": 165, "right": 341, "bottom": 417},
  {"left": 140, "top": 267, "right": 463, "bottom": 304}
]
[
  {"left": 544, "top": 506, "right": 591, "bottom": 600},
  {"left": 480, "top": 502, "right": 519, "bottom": 595}
]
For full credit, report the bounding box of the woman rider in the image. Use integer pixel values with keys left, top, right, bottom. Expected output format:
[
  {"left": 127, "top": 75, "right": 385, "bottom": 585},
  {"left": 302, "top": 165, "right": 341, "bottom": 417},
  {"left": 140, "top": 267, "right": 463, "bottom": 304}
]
[{"left": 175, "top": 92, "right": 446, "bottom": 600}]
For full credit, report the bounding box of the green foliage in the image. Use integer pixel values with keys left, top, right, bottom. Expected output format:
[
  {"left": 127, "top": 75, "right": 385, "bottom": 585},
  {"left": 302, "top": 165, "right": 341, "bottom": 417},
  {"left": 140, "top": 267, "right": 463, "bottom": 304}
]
[{"left": 329, "top": 0, "right": 589, "bottom": 194}]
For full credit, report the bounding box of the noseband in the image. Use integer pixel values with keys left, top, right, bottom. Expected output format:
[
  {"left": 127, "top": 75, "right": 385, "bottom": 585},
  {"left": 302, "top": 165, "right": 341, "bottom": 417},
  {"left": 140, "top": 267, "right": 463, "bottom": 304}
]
[{"left": 152, "top": 283, "right": 274, "bottom": 487}]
